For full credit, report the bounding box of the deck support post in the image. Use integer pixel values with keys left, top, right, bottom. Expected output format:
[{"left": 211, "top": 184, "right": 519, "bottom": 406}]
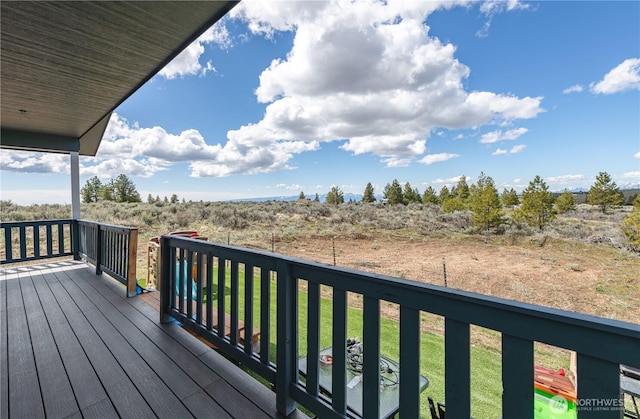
[{"left": 70, "top": 151, "right": 81, "bottom": 220}]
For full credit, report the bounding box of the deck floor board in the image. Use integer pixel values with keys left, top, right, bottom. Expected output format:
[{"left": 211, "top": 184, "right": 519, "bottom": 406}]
[
  {"left": 19, "top": 274, "right": 80, "bottom": 418},
  {"left": 0, "top": 260, "right": 294, "bottom": 419}
]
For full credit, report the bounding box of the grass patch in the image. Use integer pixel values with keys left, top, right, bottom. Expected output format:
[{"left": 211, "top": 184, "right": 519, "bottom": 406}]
[{"left": 209, "top": 266, "right": 504, "bottom": 418}]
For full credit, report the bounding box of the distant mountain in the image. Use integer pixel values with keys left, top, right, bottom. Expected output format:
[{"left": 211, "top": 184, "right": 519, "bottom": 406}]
[
  {"left": 232, "top": 192, "right": 384, "bottom": 203},
  {"left": 232, "top": 187, "right": 639, "bottom": 204}
]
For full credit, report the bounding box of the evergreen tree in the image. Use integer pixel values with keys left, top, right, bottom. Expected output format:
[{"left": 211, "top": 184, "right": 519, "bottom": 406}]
[
  {"left": 516, "top": 175, "right": 556, "bottom": 230},
  {"left": 403, "top": 182, "right": 421, "bottom": 204},
  {"left": 622, "top": 195, "right": 640, "bottom": 250},
  {"left": 470, "top": 172, "right": 504, "bottom": 231},
  {"left": 442, "top": 197, "right": 466, "bottom": 213},
  {"left": 170, "top": 194, "right": 179, "bottom": 204},
  {"left": 147, "top": 194, "right": 155, "bottom": 204},
  {"left": 98, "top": 180, "right": 115, "bottom": 201},
  {"left": 501, "top": 188, "right": 520, "bottom": 207},
  {"left": 452, "top": 176, "right": 470, "bottom": 201},
  {"left": 314, "top": 193, "right": 320, "bottom": 202},
  {"left": 383, "top": 179, "right": 404, "bottom": 205},
  {"left": 298, "top": 191, "right": 306, "bottom": 200},
  {"left": 587, "top": 171, "right": 623, "bottom": 213},
  {"left": 362, "top": 183, "right": 376, "bottom": 203},
  {"left": 422, "top": 186, "right": 439, "bottom": 204},
  {"left": 110, "top": 174, "right": 141, "bottom": 203},
  {"left": 555, "top": 189, "right": 576, "bottom": 214},
  {"left": 439, "top": 185, "right": 452, "bottom": 203},
  {"left": 81, "top": 176, "right": 103, "bottom": 203},
  {"left": 326, "top": 186, "right": 344, "bottom": 204}
]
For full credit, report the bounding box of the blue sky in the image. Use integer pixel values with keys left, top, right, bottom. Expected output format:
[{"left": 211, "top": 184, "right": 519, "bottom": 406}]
[{"left": 2, "top": 0, "right": 639, "bottom": 205}]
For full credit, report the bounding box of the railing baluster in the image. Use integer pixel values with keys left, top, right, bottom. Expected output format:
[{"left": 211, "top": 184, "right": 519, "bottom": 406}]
[
  {"left": 362, "top": 296, "right": 380, "bottom": 419},
  {"left": 33, "top": 223, "right": 40, "bottom": 259},
  {"left": 19, "top": 225, "right": 26, "bottom": 260},
  {"left": 196, "top": 252, "right": 203, "bottom": 324},
  {"left": 445, "top": 318, "right": 471, "bottom": 418},
  {"left": 95, "top": 224, "right": 102, "bottom": 275},
  {"left": 186, "top": 250, "right": 194, "bottom": 318},
  {"left": 331, "top": 288, "right": 347, "bottom": 415},
  {"left": 206, "top": 254, "right": 213, "bottom": 331},
  {"left": 230, "top": 261, "right": 239, "bottom": 347},
  {"left": 576, "top": 354, "right": 622, "bottom": 419},
  {"left": 399, "top": 306, "right": 421, "bottom": 418},
  {"left": 306, "top": 281, "right": 321, "bottom": 397},
  {"left": 260, "top": 267, "right": 271, "bottom": 363},
  {"left": 244, "top": 265, "right": 254, "bottom": 354},
  {"left": 57, "top": 221, "right": 64, "bottom": 255},
  {"left": 502, "top": 334, "right": 533, "bottom": 419},
  {"left": 217, "top": 257, "right": 226, "bottom": 340},
  {"left": 178, "top": 249, "right": 185, "bottom": 313},
  {"left": 46, "top": 223, "right": 53, "bottom": 257}
]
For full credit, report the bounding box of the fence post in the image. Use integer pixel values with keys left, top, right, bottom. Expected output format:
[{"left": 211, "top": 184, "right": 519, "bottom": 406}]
[
  {"left": 276, "top": 260, "right": 297, "bottom": 416},
  {"left": 126, "top": 228, "right": 138, "bottom": 297}
]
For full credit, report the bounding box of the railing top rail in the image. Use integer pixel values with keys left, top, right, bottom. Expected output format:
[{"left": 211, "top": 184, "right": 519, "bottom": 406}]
[
  {"left": 1, "top": 219, "right": 74, "bottom": 227},
  {"left": 163, "top": 235, "right": 640, "bottom": 367},
  {"left": 77, "top": 219, "right": 136, "bottom": 233}
]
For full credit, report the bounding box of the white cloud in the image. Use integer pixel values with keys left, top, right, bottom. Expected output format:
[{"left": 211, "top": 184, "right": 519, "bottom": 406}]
[
  {"left": 477, "top": 0, "right": 530, "bottom": 38},
  {"left": 480, "top": 127, "right": 528, "bottom": 144},
  {"left": 618, "top": 171, "right": 640, "bottom": 180},
  {"left": 590, "top": 58, "right": 640, "bottom": 94},
  {"left": 275, "top": 183, "right": 303, "bottom": 190},
  {"left": 563, "top": 84, "right": 583, "bottom": 94},
  {"left": 432, "top": 175, "right": 469, "bottom": 185},
  {"left": 158, "top": 21, "right": 232, "bottom": 79},
  {"left": 0, "top": 150, "right": 69, "bottom": 174},
  {"left": 100, "top": 113, "right": 321, "bottom": 178},
  {"left": 634, "top": 151, "right": 640, "bottom": 159},
  {"left": 418, "top": 153, "right": 460, "bottom": 165},
  {"left": 492, "top": 144, "right": 525, "bottom": 155},
  {"left": 545, "top": 174, "right": 586, "bottom": 187},
  {"left": 509, "top": 144, "right": 526, "bottom": 154},
  {"left": 229, "top": 1, "right": 544, "bottom": 168}
]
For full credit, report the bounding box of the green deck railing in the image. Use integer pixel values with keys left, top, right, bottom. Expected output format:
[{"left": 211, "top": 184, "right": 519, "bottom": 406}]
[
  {"left": 1, "top": 219, "right": 75, "bottom": 264},
  {"left": 1, "top": 219, "right": 138, "bottom": 297},
  {"left": 159, "top": 234, "right": 640, "bottom": 419}
]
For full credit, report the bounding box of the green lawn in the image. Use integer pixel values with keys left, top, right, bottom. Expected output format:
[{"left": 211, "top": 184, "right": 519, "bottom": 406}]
[{"left": 209, "top": 267, "right": 504, "bottom": 418}]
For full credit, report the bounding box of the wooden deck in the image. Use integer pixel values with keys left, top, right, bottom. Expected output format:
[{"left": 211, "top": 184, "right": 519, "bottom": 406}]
[{"left": 0, "top": 260, "right": 306, "bottom": 419}]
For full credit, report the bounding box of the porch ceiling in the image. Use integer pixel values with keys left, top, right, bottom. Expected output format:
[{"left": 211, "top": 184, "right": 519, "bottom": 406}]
[{"left": 1, "top": 1, "right": 237, "bottom": 156}]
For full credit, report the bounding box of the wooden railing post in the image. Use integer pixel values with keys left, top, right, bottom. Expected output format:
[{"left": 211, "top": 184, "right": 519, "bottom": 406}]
[
  {"left": 126, "top": 228, "right": 138, "bottom": 297},
  {"left": 159, "top": 236, "right": 172, "bottom": 323},
  {"left": 276, "top": 260, "right": 297, "bottom": 416}
]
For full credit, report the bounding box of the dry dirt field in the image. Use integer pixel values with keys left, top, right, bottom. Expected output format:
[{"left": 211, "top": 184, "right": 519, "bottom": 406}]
[{"left": 266, "top": 234, "right": 639, "bottom": 325}]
